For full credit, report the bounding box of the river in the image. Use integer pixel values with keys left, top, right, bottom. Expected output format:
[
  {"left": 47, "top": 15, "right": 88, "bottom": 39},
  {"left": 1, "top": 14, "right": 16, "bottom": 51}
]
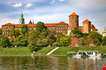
[{"left": 0, "top": 56, "right": 105, "bottom": 70}]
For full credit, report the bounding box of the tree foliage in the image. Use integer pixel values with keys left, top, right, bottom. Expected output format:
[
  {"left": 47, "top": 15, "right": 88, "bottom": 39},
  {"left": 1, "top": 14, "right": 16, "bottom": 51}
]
[
  {"left": 71, "top": 28, "right": 83, "bottom": 38},
  {"left": 21, "top": 26, "right": 28, "bottom": 34},
  {"left": 102, "top": 36, "right": 106, "bottom": 46},
  {"left": 79, "top": 32, "right": 102, "bottom": 47},
  {"left": 0, "top": 36, "right": 11, "bottom": 47}
]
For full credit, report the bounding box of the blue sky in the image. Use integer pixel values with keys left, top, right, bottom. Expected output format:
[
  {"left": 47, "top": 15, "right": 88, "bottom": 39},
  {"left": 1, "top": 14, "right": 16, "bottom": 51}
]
[{"left": 0, "top": 0, "right": 106, "bottom": 32}]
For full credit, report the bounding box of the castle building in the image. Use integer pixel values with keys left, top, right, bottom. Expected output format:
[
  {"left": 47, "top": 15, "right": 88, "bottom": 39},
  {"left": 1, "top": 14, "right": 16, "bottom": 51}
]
[
  {"left": 1, "top": 11, "right": 98, "bottom": 47},
  {"left": 1, "top": 11, "right": 97, "bottom": 37}
]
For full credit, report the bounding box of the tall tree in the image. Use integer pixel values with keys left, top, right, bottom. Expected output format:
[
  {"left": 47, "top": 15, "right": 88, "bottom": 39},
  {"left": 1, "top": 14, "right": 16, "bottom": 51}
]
[
  {"left": 36, "top": 21, "right": 48, "bottom": 34},
  {"left": 28, "top": 22, "right": 49, "bottom": 52}
]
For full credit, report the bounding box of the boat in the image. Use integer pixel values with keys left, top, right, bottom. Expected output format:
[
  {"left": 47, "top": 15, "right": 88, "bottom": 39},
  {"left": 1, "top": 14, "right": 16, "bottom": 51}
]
[{"left": 73, "top": 51, "right": 102, "bottom": 60}]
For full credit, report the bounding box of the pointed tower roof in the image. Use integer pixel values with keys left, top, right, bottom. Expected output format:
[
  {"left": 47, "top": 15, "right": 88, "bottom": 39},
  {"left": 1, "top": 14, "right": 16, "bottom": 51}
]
[
  {"left": 19, "top": 13, "right": 25, "bottom": 24},
  {"left": 69, "top": 11, "right": 78, "bottom": 16},
  {"left": 83, "top": 19, "right": 91, "bottom": 23}
]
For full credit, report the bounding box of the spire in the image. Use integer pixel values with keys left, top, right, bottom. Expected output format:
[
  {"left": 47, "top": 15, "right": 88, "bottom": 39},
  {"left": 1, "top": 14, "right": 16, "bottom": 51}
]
[
  {"left": 19, "top": 13, "right": 25, "bottom": 24},
  {"left": 29, "top": 20, "right": 33, "bottom": 24}
]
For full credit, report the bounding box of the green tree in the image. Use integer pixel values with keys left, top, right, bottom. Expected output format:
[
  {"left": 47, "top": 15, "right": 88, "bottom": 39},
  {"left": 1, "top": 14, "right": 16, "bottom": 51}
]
[
  {"left": 58, "top": 36, "right": 70, "bottom": 47},
  {"left": 36, "top": 21, "right": 48, "bottom": 34},
  {"left": 102, "top": 36, "right": 106, "bottom": 46},
  {"left": 80, "top": 32, "right": 102, "bottom": 47},
  {"left": 13, "top": 34, "right": 28, "bottom": 47},
  {"left": 28, "top": 31, "right": 42, "bottom": 52},
  {"left": 0, "top": 29, "right": 2, "bottom": 35},
  {"left": 47, "top": 32, "right": 56, "bottom": 46},
  {"left": 0, "top": 36, "right": 11, "bottom": 47},
  {"left": 71, "top": 28, "right": 83, "bottom": 38},
  {"left": 21, "top": 25, "right": 28, "bottom": 34}
]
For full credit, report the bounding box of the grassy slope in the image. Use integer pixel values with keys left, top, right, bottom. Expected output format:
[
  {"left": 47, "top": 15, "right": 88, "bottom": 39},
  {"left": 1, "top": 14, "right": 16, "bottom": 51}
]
[
  {"left": 0, "top": 47, "right": 31, "bottom": 56},
  {"left": 51, "top": 47, "right": 106, "bottom": 56},
  {"left": 34, "top": 47, "right": 55, "bottom": 55}
]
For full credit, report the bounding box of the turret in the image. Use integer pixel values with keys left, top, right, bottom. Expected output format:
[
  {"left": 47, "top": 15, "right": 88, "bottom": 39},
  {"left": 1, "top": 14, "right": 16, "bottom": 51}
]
[
  {"left": 19, "top": 13, "right": 25, "bottom": 24},
  {"left": 83, "top": 19, "right": 91, "bottom": 33},
  {"left": 69, "top": 11, "right": 79, "bottom": 31}
]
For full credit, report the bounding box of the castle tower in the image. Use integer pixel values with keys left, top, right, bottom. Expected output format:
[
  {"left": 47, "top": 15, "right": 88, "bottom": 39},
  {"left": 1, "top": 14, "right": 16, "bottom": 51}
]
[
  {"left": 69, "top": 11, "right": 79, "bottom": 31},
  {"left": 19, "top": 13, "right": 25, "bottom": 24},
  {"left": 83, "top": 19, "right": 91, "bottom": 33}
]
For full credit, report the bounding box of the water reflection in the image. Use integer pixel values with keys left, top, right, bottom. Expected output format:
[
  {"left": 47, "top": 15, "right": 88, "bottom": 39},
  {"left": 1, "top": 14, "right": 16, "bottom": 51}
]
[{"left": 0, "top": 56, "right": 105, "bottom": 70}]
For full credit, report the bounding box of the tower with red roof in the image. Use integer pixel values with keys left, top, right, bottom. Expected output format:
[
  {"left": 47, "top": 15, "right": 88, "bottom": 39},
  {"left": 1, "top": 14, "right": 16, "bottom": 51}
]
[{"left": 69, "top": 11, "right": 79, "bottom": 31}]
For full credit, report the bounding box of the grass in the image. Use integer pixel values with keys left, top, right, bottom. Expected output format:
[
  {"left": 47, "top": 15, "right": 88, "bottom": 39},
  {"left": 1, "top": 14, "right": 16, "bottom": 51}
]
[
  {"left": 51, "top": 46, "right": 106, "bottom": 56},
  {"left": 34, "top": 47, "right": 55, "bottom": 55},
  {"left": 0, "top": 47, "right": 31, "bottom": 56},
  {"left": 0, "top": 46, "right": 106, "bottom": 56}
]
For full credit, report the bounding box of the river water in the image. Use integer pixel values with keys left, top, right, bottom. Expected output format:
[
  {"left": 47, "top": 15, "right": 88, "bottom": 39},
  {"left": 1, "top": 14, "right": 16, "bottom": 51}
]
[{"left": 0, "top": 56, "right": 105, "bottom": 70}]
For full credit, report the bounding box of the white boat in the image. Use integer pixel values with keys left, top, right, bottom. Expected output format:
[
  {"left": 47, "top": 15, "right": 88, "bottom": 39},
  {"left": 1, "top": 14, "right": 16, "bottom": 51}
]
[{"left": 73, "top": 51, "right": 102, "bottom": 60}]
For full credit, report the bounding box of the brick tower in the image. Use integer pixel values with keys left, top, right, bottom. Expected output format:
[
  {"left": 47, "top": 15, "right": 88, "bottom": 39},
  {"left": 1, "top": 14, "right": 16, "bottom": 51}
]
[
  {"left": 83, "top": 19, "right": 91, "bottom": 33},
  {"left": 69, "top": 11, "right": 79, "bottom": 31}
]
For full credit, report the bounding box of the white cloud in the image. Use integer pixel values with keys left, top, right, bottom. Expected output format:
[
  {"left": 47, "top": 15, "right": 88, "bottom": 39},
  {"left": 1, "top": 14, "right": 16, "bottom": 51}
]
[
  {"left": 12, "top": 3, "right": 22, "bottom": 8},
  {"left": 25, "top": 3, "right": 33, "bottom": 8}
]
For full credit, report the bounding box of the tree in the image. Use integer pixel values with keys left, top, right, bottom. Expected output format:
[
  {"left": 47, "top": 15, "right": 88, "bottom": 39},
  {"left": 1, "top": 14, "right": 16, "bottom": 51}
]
[
  {"left": 0, "top": 29, "right": 2, "bottom": 35},
  {"left": 13, "top": 34, "right": 28, "bottom": 47},
  {"left": 47, "top": 32, "right": 56, "bottom": 46},
  {"left": 57, "top": 36, "right": 70, "bottom": 47},
  {"left": 28, "top": 31, "right": 42, "bottom": 52},
  {"left": 28, "top": 21, "right": 49, "bottom": 52},
  {"left": 0, "top": 36, "right": 11, "bottom": 47},
  {"left": 71, "top": 28, "right": 83, "bottom": 38},
  {"left": 21, "top": 25, "right": 28, "bottom": 34},
  {"left": 36, "top": 21, "right": 48, "bottom": 34},
  {"left": 102, "top": 36, "right": 106, "bottom": 46},
  {"left": 80, "top": 32, "right": 102, "bottom": 47}
]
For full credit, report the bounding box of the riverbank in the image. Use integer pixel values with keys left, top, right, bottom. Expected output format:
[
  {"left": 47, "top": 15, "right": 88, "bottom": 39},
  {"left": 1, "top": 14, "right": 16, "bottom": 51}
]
[
  {"left": 0, "top": 47, "right": 106, "bottom": 56},
  {"left": 35, "top": 46, "right": 106, "bottom": 56},
  {"left": 0, "top": 47, "right": 31, "bottom": 56}
]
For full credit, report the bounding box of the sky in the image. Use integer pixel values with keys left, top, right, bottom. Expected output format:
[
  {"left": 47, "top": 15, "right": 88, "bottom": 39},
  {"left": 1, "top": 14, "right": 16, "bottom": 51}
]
[{"left": 0, "top": 0, "right": 106, "bottom": 32}]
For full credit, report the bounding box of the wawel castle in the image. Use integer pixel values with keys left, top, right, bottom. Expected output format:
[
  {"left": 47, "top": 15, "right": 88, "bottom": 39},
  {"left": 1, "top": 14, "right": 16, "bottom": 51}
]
[{"left": 1, "top": 11, "right": 97, "bottom": 36}]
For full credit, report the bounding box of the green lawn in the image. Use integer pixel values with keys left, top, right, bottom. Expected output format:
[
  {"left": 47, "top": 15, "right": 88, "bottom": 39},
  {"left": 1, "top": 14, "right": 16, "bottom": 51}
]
[{"left": 0, "top": 47, "right": 31, "bottom": 56}]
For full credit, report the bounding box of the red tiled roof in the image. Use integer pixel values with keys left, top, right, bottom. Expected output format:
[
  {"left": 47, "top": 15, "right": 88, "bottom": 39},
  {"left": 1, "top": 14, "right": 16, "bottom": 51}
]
[
  {"left": 45, "top": 22, "right": 67, "bottom": 27},
  {"left": 91, "top": 24, "right": 97, "bottom": 31},
  {"left": 2, "top": 22, "right": 68, "bottom": 28},
  {"left": 26, "top": 24, "right": 36, "bottom": 28},
  {"left": 70, "top": 12, "right": 78, "bottom": 16},
  {"left": 83, "top": 19, "right": 91, "bottom": 23}
]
